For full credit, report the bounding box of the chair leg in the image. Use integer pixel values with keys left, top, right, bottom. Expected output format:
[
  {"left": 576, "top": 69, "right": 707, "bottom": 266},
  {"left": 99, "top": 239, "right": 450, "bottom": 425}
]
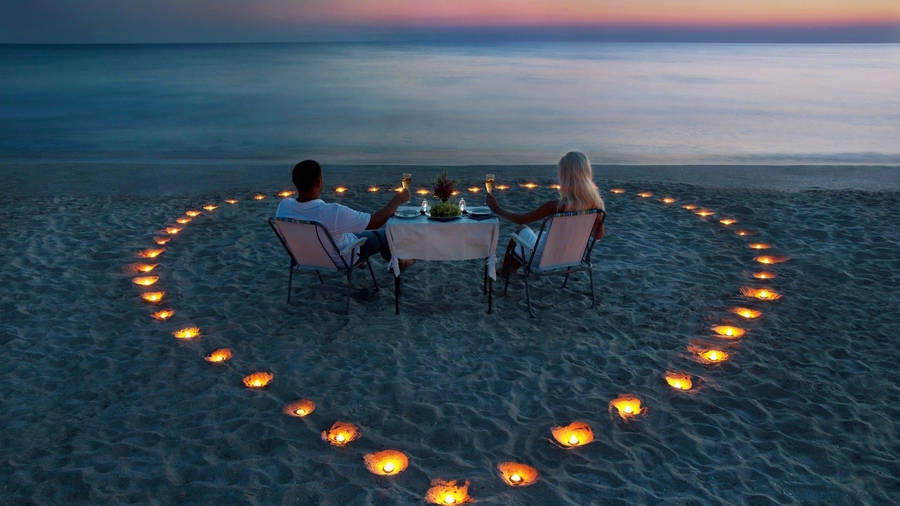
[
  {"left": 366, "top": 260, "right": 379, "bottom": 291},
  {"left": 287, "top": 266, "right": 294, "bottom": 304},
  {"left": 588, "top": 265, "right": 596, "bottom": 308},
  {"left": 524, "top": 274, "right": 535, "bottom": 318},
  {"left": 561, "top": 272, "right": 570, "bottom": 289}
]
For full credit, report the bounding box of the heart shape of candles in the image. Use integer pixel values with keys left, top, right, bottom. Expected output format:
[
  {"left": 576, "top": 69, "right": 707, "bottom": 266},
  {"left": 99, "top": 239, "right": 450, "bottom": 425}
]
[
  {"left": 550, "top": 421, "right": 594, "bottom": 448},
  {"left": 321, "top": 421, "right": 360, "bottom": 446},
  {"left": 497, "top": 462, "right": 539, "bottom": 486}
]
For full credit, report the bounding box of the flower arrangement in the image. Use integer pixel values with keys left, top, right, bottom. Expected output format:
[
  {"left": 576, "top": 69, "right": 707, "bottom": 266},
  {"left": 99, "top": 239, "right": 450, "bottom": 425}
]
[{"left": 430, "top": 171, "right": 462, "bottom": 217}]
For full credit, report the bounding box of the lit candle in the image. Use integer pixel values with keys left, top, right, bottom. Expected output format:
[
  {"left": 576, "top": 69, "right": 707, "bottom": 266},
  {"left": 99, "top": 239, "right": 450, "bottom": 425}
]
[
  {"left": 321, "top": 421, "right": 360, "bottom": 446},
  {"left": 467, "top": 186, "right": 481, "bottom": 193},
  {"left": 698, "top": 348, "right": 729, "bottom": 363},
  {"left": 204, "top": 348, "right": 232, "bottom": 363},
  {"left": 242, "top": 371, "right": 274, "bottom": 389},
  {"left": 425, "top": 479, "right": 473, "bottom": 505},
  {"left": 416, "top": 188, "right": 430, "bottom": 195},
  {"left": 753, "top": 271, "right": 776, "bottom": 279},
  {"left": 664, "top": 371, "right": 693, "bottom": 391},
  {"left": 283, "top": 399, "right": 316, "bottom": 418},
  {"left": 132, "top": 276, "right": 159, "bottom": 286},
  {"left": 176, "top": 217, "right": 191, "bottom": 224},
  {"left": 495, "top": 184, "right": 510, "bottom": 191},
  {"left": 150, "top": 309, "right": 174, "bottom": 320},
  {"left": 154, "top": 237, "right": 170, "bottom": 245},
  {"left": 681, "top": 204, "right": 697, "bottom": 210},
  {"left": 225, "top": 199, "right": 238, "bottom": 204},
  {"left": 550, "top": 421, "right": 594, "bottom": 448},
  {"left": 141, "top": 291, "right": 165, "bottom": 303},
  {"left": 202, "top": 205, "right": 217, "bottom": 212},
  {"left": 277, "top": 190, "right": 294, "bottom": 197},
  {"left": 637, "top": 192, "right": 653, "bottom": 198},
  {"left": 134, "top": 263, "right": 157, "bottom": 273},
  {"left": 137, "top": 248, "right": 165, "bottom": 258},
  {"left": 729, "top": 307, "right": 762, "bottom": 319},
  {"left": 754, "top": 255, "right": 789, "bottom": 264},
  {"left": 173, "top": 327, "right": 200, "bottom": 340},
  {"left": 712, "top": 325, "right": 745, "bottom": 339},
  {"left": 661, "top": 197, "right": 676, "bottom": 204},
  {"left": 549, "top": 183, "right": 561, "bottom": 190},
  {"left": 368, "top": 186, "right": 379, "bottom": 192},
  {"left": 748, "top": 243, "right": 771, "bottom": 250},
  {"left": 335, "top": 186, "right": 347, "bottom": 193},
  {"left": 165, "top": 227, "right": 181, "bottom": 235},
  {"left": 694, "top": 209, "right": 714, "bottom": 217},
  {"left": 520, "top": 182, "right": 538, "bottom": 189},
  {"left": 497, "top": 462, "right": 539, "bottom": 487},
  {"left": 253, "top": 194, "right": 266, "bottom": 200},
  {"left": 734, "top": 229, "right": 753, "bottom": 236},
  {"left": 610, "top": 188, "right": 625, "bottom": 194},
  {"left": 186, "top": 210, "right": 201, "bottom": 217},
  {"left": 719, "top": 218, "right": 736, "bottom": 226},
  {"left": 741, "top": 287, "right": 782, "bottom": 300},
  {"left": 609, "top": 394, "right": 645, "bottom": 420},
  {"left": 363, "top": 450, "right": 409, "bottom": 476}
]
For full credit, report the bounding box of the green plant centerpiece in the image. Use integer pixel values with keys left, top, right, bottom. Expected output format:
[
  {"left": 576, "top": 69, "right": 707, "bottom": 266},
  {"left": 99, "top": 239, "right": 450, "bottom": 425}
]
[{"left": 430, "top": 171, "right": 461, "bottom": 217}]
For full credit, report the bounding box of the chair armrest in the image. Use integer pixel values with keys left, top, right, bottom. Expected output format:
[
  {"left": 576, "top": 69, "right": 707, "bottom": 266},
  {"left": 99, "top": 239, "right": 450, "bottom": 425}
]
[
  {"left": 511, "top": 234, "right": 533, "bottom": 251},
  {"left": 338, "top": 236, "right": 367, "bottom": 255}
]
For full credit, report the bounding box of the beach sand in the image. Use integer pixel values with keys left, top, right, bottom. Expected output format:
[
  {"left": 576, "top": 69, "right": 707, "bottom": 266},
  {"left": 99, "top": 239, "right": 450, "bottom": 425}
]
[{"left": 1, "top": 165, "right": 898, "bottom": 504}]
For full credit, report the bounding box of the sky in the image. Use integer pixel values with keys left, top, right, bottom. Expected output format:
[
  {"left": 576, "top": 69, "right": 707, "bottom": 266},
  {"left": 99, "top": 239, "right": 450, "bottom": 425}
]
[{"left": 2, "top": 0, "right": 899, "bottom": 43}]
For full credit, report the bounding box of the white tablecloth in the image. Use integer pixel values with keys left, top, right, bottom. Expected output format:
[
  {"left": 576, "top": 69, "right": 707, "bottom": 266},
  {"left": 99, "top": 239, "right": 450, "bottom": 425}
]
[{"left": 385, "top": 215, "right": 500, "bottom": 279}]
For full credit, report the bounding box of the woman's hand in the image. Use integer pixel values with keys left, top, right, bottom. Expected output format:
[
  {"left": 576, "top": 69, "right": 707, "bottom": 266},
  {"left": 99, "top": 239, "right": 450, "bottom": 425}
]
[{"left": 485, "top": 193, "right": 499, "bottom": 212}]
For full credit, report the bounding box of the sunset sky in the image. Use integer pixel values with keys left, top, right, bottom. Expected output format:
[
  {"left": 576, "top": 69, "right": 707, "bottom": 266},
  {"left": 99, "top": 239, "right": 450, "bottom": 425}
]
[{"left": 3, "top": 0, "right": 899, "bottom": 43}]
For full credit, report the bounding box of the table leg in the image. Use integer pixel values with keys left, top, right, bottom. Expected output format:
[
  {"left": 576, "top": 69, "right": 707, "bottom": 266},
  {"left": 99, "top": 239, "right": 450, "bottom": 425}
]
[{"left": 394, "top": 275, "right": 400, "bottom": 315}]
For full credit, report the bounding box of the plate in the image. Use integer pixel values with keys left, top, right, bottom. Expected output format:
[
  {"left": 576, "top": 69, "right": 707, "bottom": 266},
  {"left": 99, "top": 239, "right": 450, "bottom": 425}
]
[
  {"left": 466, "top": 206, "right": 490, "bottom": 215},
  {"left": 394, "top": 207, "right": 421, "bottom": 218},
  {"left": 427, "top": 215, "right": 461, "bottom": 222}
]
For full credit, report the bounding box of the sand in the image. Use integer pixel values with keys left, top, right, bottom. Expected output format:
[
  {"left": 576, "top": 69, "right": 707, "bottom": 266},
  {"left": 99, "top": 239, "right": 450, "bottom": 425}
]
[{"left": 1, "top": 165, "right": 898, "bottom": 504}]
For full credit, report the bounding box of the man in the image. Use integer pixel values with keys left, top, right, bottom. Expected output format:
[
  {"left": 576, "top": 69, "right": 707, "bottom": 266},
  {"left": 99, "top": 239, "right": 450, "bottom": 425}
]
[{"left": 275, "top": 160, "right": 410, "bottom": 265}]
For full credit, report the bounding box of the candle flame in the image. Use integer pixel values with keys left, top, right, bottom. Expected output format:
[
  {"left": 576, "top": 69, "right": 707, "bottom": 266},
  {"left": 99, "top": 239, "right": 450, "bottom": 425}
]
[
  {"left": 467, "top": 186, "right": 481, "bottom": 193},
  {"left": 637, "top": 192, "right": 653, "bottom": 198},
  {"left": 202, "top": 205, "right": 217, "bottom": 212},
  {"left": 610, "top": 188, "right": 625, "bottom": 194},
  {"left": 681, "top": 204, "right": 698, "bottom": 210},
  {"left": 609, "top": 394, "right": 646, "bottom": 420},
  {"left": 225, "top": 199, "right": 238, "bottom": 204},
  {"left": 335, "top": 186, "right": 347, "bottom": 193},
  {"left": 165, "top": 227, "right": 181, "bottom": 235},
  {"left": 416, "top": 188, "right": 430, "bottom": 195},
  {"left": 176, "top": 217, "right": 191, "bottom": 224},
  {"left": 550, "top": 183, "right": 561, "bottom": 190},
  {"left": 141, "top": 291, "right": 165, "bottom": 303},
  {"left": 665, "top": 371, "right": 693, "bottom": 391},
  {"left": 132, "top": 276, "right": 159, "bottom": 286},
  {"left": 425, "top": 479, "right": 473, "bottom": 505},
  {"left": 450, "top": 190, "right": 461, "bottom": 196},
  {"left": 283, "top": 399, "right": 316, "bottom": 418},
  {"left": 497, "top": 462, "right": 539, "bottom": 487},
  {"left": 186, "top": 210, "right": 201, "bottom": 217},
  {"left": 363, "top": 449, "right": 409, "bottom": 476},
  {"left": 693, "top": 346, "right": 730, "bottom": 364},
  {"left": 694, "top": 209, "right": 714, "bottom": 217},
  {"left": 204, "top": 348, "right": 232, "bottom": 363},
  {"left": 278, "top": 190, "right": 294, "bottom": 198},
  {"left": 712, "top": 325, "right": 746, "bottom": 339},
  {"left": 520, "top": 182, "right": 538, "bottom": 189},
  {"left": 730, "top": 307, "right": 762, "bottom": 319},
  {"left": 173, "top": 327, "right": 200, "bottom": 340},
  {"left": 154, "top": 237, "right": 170, "bottom": 245},
  {"left": 550, "top": 421, "right": 594, "bottom": 448},
  {"left": 137, "top": 248, "right": 165, "bottom": 258},
  {"left": 748, "top": 243, "right": 771, "bottom": 250},
  {"left": 253, "top": 194, "right": 266, "bottom": 200},
  {"left": 243, "top": 371, "right": 274, "bottom": 389},
  {"left": 753, "top": 271, "right": 776, "bottom": 279},
  {"left": 755, "top": 255, "right": 789, "bottom": 264},
  {"left": 150, "top": 309, "right": 175, "bottom": 320},
  {"left": 321, "top": 421, "right": 360, "bottom": 446},
  {"left": 661, "top": 197, "right": 676, "bottom": 204},
  {"left": 719, "top": 218, "right": 736, "bottom": 226},
  {"left": 734, "top": 229, "right": 754, "bottom": 236},
  {"left": 368, "top": 186, "right": 380, "bottom": 192},
  {"left": 741, "top": 287, "right": 782, "bottom": 300},
  {"left": 133, "top": 263, "right": 157, "bottom": 273},
  {"left": 495, "top": 184, "right": 510, "bottom": 191}
]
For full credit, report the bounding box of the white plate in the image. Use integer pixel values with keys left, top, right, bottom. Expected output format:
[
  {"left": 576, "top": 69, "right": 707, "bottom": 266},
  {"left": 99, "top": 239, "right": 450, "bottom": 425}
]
[
  {"left": 466, "top": 206, "right": 491, "bottom": 215},
  {"left": 394, "top": 207, "right": 421, "bottom": 218}
]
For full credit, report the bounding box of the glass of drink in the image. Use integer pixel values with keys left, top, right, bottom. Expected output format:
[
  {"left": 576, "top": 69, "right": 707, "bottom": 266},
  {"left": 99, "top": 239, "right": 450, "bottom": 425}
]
[
  {"left": 485, "top": 173, "right": 496, "bottom": 193},
  {"left": 401, "top": 173, "right": 412, "bottom": 191}
]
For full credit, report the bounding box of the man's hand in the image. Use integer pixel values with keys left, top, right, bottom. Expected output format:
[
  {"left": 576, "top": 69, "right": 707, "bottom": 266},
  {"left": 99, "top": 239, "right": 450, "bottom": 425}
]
[
  {"left": 485, "top": 193, "right": 499, "bottom": 212},
  {"left": 393, "top": 188, "right": 411, "bottom": 205}
]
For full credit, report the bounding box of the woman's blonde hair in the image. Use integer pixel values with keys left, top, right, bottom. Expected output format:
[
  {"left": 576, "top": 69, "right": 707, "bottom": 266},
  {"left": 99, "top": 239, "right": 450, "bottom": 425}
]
[{"left": 557, "top": 151, "right": 605, "bottom": 212}]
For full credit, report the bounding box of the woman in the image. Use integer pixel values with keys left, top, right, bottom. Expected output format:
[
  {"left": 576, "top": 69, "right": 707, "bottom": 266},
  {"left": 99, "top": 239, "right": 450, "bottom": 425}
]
[{"left": 485, "top": 151, "right": 605, "bottom": 277}]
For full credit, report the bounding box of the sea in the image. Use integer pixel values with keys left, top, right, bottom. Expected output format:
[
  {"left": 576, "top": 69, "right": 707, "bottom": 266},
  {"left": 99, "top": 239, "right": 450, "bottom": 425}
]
[{"left": 1, "top": 42, "right": 899, "bottom": 166}]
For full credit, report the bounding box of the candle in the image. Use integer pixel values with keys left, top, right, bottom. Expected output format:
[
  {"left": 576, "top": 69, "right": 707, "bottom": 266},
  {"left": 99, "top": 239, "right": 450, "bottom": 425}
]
[
  {"left": 165, "top": 227, "right": 181, "bottom": 235},
  {"left": 368, "top": 186, "right": 380, "bottom": 192},
  {"left": 133, "top": 263, "right": 157, "bottom": 273},
  {"left": 283, "top": 399, "right": 316, "bottom": 418},
  {"left": 661, "top": 197, "right": 676, "bottom": 204},
  {"left": 609, "top": 188, "right": 625, "bottom": 194},
  {"left": 150, "top": 309, "right": 174, "bottom": 320},
  {"left": 176, "top": 217, "right": 191, "bottom": 224},
  {"left": 204, "top": 348, "right": 232, "bottom": 363},
  {"left": 141, "top": 291, "right": 165, "bottom": 303},
  {"left": 242, "top": 371, "right": 274, "bottom": 389},
  {"left": 719, "top": 218, "right": 736, "bottom": 226},
  {"left": 520, "top": 182, "right": 538, "bottom": 189},
  {"left": 321, "top": 421, "right": 360, "bottom": 446},
  {"left": 137, "top": 248, "right": 165, "bottom": 258},
  {"left": 748, "top": 243, "right": 771, "bottom": 250},
  {"left": 550, "top": 183, "right": 561, "bottom": 190},
  {"left": 609, "top": 394, "right": 645, "bottom": 420},
  {"left": 495, "top": 184, "right": 510, "bottom": 191},
  {"left": 425, "top": 479, "right": 473, "bottom": 505},
  {"left": 637, "top": 192, "right": 653, "bottom": 198},
  {"left": 712, "top": 325, "right": 745, "bottom": 339},
  {"left": 550, "top": 421, "right": 594, "bottom": 448},
  {"left": 694, "top": 209, "right": 714, "bottom": 217},
  {"left": 224, "top": 199, "right": 238, "bottom": 204},
  {"left": 416, "top": 188, "right": 430, "bottom": 195},
  {"left": 467, "top": 186, "right": 481, "bottom": 193},
  {"left": 132, "top": 276, "right": 159, "bottom": 286},
  {"left": 202, "top": 205, "right": 217, "bottom": 212},
  {"left": 734, "top": 229, "right": 754, "bottom": 236},
  {"left": 173, "top": 327, "right": 200, "bottom": 340},
  {"left": 741, "top": 287, "right": 782, "bottom": 300},
  {"left": 186, "top": 210, "right": 201, "bottom": 217},
  {"left": 753, "top": 271, "right": 776, "bottom": 280},
  {"left": 664, "top": 371, "right": 693, "bottom": 391},
  {"left": 497, "top": 462, "right": 539, "bottom": 486},
  {"left": 363, "top": 450, "right": 409, "bottom": 476},
  {"left": 729, "top": 307, "right": 762, "bottom": 319},
  {"left": 699, "top": 348, "right": 729, "bottom": 363},
  {"left": 277, "top": 190, "right": 294, "bottom": 197},
  {"left": 335, "top": 186, "right": 347, "bottom": 193},
  {"left": 754, "top": 255, "right": 789, "bottom": 264},
  {"left": 253, "top": 194, "right": 266, "bottom": 200},
  {"left": 154, "top": 237, "right": 170, "bottom": 245}
]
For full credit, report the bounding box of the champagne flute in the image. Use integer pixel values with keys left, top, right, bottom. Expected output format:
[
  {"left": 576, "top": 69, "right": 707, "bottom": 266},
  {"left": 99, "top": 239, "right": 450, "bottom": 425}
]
[
  {"left": 485, "top": 173, "right": 496, "bottom": 194},
  {"left": 401, "top": 173, "right": 412, "bottom": 191}
]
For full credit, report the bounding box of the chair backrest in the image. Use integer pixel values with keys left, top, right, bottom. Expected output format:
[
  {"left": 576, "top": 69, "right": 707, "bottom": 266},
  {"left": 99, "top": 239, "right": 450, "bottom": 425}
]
[
  {"left": 269, "top": 217, "right": 342, "bottom": 270},
  {"left": 533, "top": 209, "right": 605, "bottom": 270}
]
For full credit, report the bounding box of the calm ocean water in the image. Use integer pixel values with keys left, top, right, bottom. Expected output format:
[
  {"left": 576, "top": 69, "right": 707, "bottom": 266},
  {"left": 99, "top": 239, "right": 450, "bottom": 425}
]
[{"left": 1, "top": 42, "right": 898, "bottom": 165}]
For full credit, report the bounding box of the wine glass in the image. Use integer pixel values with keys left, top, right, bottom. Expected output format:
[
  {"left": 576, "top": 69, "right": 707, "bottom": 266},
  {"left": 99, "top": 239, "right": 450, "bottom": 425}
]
[
  {"left": 485, "top": 173, "right": 495, "bottom": 193},
  {"left": 401, "top": 173, "right": 412, "bottom": 191}
]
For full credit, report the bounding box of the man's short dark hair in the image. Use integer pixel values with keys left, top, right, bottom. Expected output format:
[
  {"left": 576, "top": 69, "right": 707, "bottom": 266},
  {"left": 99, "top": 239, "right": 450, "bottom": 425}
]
[{"left": 292, "top": 160, "right": 322, "bottom": 192}]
